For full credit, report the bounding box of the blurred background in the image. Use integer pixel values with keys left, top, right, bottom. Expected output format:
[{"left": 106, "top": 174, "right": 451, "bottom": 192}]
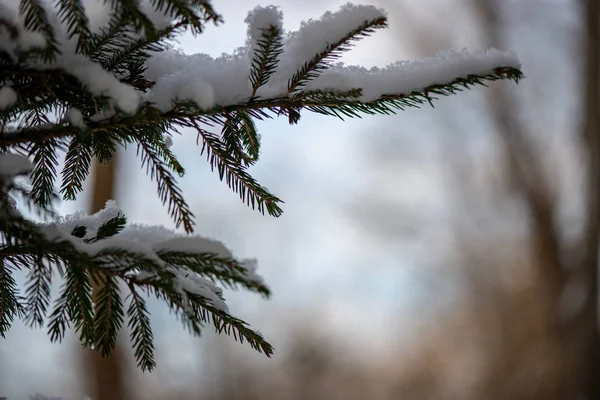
[{"left": 1, "top": 0, "right": 598, "bottom": 399}]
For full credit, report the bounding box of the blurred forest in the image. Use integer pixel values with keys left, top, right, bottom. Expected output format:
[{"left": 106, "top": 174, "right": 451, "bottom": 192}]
[
  {"left": 2, "top": 0, "right": 599, "bottom": 399},
  {"left": 133, "top": 0, "right": 597, "bottom": 399}
]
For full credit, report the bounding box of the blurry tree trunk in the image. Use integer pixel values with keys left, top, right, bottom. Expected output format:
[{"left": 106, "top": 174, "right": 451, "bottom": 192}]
[
  {"left": 579, "top": 0, "right": 600, "bottom": 397},
  {"left": 84, "top": 157, "right": 128, "bottom": 400},
  {"left": 478, "top": 0, "right": 600, "bottom": 397},
  {"left": 382, "top": 0, "right": 595, "bottom": 397},
  {"left": 475, "top": 1, "right": 566, "bottom": 396}
]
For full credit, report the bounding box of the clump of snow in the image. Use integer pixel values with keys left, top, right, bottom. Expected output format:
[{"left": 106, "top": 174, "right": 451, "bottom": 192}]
[
  {"left": 145, "top": 50, "right": 251, "bottom": 107},
  {"left": 305, "top": 48, "right": 521, "bottom": 101},
  {"left": 59, "top": 56, "right": 140, "bottom": 114},
  {"left": 143, "top": 4, "right": 519, "bottom": 109},
  {"left": 154, "top": 236, "right": 233, "bottom": 257},
  {"left": 0, "top": 86, "right": 17, "bottom": 109},
  {"left": 240, "top": 258, "right": 265, "bottom": 284},
  {"left": 41, "top": 219, "right": 166, "bottom": 266},
  {"left": 89, "top": 107, "right": 116, "bottom": 122},
  {"left": 245, "top": 5, "right": 283, "bottom": 54},
  {"left": 275, "top": 3, "right": 386, "bottom": 83},
  {"left": 39, "top": 201, "right": 265, "bottom": 301},
  {"left": 139, "top": 0, "right": 174, "bottom": 31},
  {"left": 116, "top": 223, "right": 180, "bottom": 246},
  {"left": 53, "top": 200, "right": 122, "bottom": 240},
  {"left": 118, "top": 224, "right": 265, "bottom": 284},
  {"left": 0, "top": 1, "right": 46, "bottom": 57},
  {"left": 81, "top": 0, "right": 113, "bottom": 34},
  {"left": 0, "top": 1, "right": 520, "bottom": 119},
  {"left": 0, "top": 153, "right": 33, "bottom": 177},
  {"left": 172, "top": 268, "right": 229, "bottom": 312},
  {"left": 149, "top": 73, "right": 215, "bottom": 111},
  {"left": 67, "top": 108, "right": 87, "bottom": 129}
]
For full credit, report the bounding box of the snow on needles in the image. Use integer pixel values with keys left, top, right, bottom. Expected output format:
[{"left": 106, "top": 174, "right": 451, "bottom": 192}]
[
  {"left": 304, "top": 48, "right": 521, "bottom": 101},
  {"left": 144, "top": 3, "right": 519, "bottom": 107},
  {"left": 38, "top": 201, "right": 265, "bottom": 311},
  {"left": 0, "top": 0, "right": 143, "bottom": 114},
  {"left": 2, "top": 1, "right": 520, "bottom": 118},
  {"left": 0, "top": 86, "right": 17, "bottom": 109},
  {"left": 0, "top": 153, "right": 33, "bottom": 178},
  {"left": 245, "top": 5, "right": 284, "bottom": 55},
  {"left": 67, "top": 108, "right": 87, "bottom": 129},
  {"left": 273, "top": 3, "right": 387, "bottom": 84}
]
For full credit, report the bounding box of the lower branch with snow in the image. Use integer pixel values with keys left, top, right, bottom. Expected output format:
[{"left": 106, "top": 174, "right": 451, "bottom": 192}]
[{"left": 1, "top": 161, "right": 271, "bottom": 371}]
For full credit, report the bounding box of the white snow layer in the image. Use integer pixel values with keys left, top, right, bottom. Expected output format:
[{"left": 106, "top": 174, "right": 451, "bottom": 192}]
[
  {"left": 0, "top": 153, "right": 33, "bottom": 177},
  {"left": 0, "top": 1, "right": 519, "bottom": 120},
  {"left": 145, "top": 2, "right": 518, "bottom": 106},
  {"left": 0, "top": 86, "right": 17, "bottom": 109},
  {"left": 67, "top": 108, "right": 87, "bottom": 128},
  {"left": 37, "top": 201, "right": 264, "bottom": 310},
  {"left": 245, "top": 5, "right": 284, "bottom": 55},
  {"left": 303, "top": 48, "right": 520, "bottom": 101}
]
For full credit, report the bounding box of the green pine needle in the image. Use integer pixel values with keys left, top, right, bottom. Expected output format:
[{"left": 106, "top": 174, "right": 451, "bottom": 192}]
[
  {"left": 56, "top": 0, "right": 91, "bottom": 53},
  {"left": 249, "top": 25, "right": 284, "bottom": 99},
  {"left": 61, "top": 135, "right": 94, "bottom": 201},
  {"left": 137, "top": 132, "right": 196, "bottom": 232},
  {"left": 19, "top": 0, "right": 60, "bottom": 62},
  {"left": 199, "top": 128, "right": 284, "bottom": 217},
  {"left": 126, "top": 285, "right": 156, "bottom": 371},
  {"left": 93, "top": 274, "right": 124, "bottom": 357},
  {"left": 0, "top": 262, "right": 24, "bottom": 338}
]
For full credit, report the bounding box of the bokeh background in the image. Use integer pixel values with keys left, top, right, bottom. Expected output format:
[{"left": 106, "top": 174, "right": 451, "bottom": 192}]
[{"left": 0, "top": 0, "right": 592, "bottom": 399}]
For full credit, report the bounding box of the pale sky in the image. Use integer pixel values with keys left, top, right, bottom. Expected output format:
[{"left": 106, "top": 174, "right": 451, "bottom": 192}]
[{"left": 0, "top": 0, "right": 579, "bottom": 398}]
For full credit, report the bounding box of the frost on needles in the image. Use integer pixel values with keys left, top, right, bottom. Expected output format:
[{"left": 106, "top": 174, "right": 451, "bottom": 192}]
[{"left": 0, "top": 0, "right": 522, "bottom": 372}]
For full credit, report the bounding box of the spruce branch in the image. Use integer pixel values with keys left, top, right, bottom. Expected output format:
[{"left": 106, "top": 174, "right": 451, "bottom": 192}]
[
  {"left": 93, "top": 273, "right": 124, "bottom": 357},
  {"left": 221, "top": 111, "right": 258, "bottom": 167},
  {"left": 63, "top": 263, "right": 95, "bottom": 346},
  {"left": 150, "top": 0, "right": 222, "bottom": 34},
  {"left": 55, "top": 0, "right": 91, "bottom": 53},
  {"left": 23, "top": 256, "right": 53, "bottom": 328},
  {"left": 237, "top": 111, "right": 261, "bottom": 162},
  {"left": 157, "top": 250, "right": 271, "bottom": 296},
  {"left": 150, "top": 129, "right": 185, "bottom": 176},
  {"left": 60, "top": 135, "right": 93, "bottom": 201},
  {"left": 0, "top": 67, "right": 523, "bottom": 148},
  {"left": 198, "top": 127, "right": 284, "bottom": 217},
  {"left": 87, "top": 214, "right": 127, "bottom": 242},
  {"left": 84, "top": 16, "right": 133, "bottom": 57},
  {"left": 187, "top": 293, "right": 272, "bottom": 356},
  {"left": 47, "top": 282, "right": 71, "bottom": 343},
  {"left": 116, "top": 0, "right": 158, "bottom": 39},
  {"left": 126, "top": 284, "right": 155, "bottom": 371},
  {"left": 136, "top": 132, "right": 195, "bottom": 232},
  {"left": 249, "top": 25, "right": 284, "bottom": 99},
  {"left": 91, "top": 132, "right": 118, "bottom": 163},
  {"left": 148, "top": 282, "right": 273, "bottom": 357},
  {"left": 18, "top": 0, "right": 60, "bottom": 62},
  {"left": 0, "top": 260, "right": 24, "bottom": 337},
  {"left": 29, "top": 139, "right": 61, "bottom": 207},
  {"left": 287, "top": 16, "right": 388, "bottom": 93},
  {"left": 100, "top": 21, "right": 186, "bottom": 73},
  {"left": 0, "top": 1, "right": 526, "bottom": 373}
]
